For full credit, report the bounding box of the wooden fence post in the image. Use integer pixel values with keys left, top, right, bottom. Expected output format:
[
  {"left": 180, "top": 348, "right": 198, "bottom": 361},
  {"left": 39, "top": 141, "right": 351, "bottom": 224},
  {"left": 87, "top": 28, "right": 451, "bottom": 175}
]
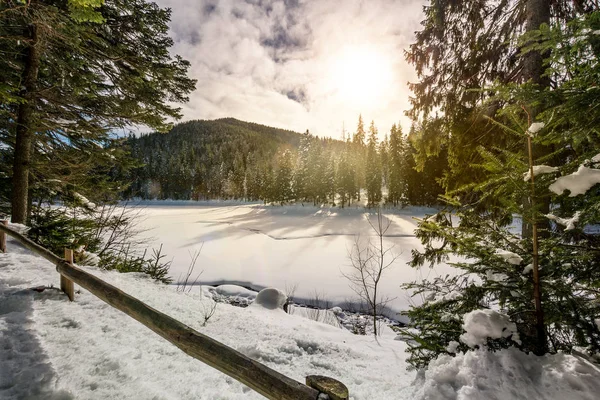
[
  {"left": 306, "top": 375, "right": 349, "bottom": 400},
  {"left": 0, "top": 220, "right": 7, "bottom": 253},
  {"left": 61, "top": 249, "right": 75, "bottom": 301}
]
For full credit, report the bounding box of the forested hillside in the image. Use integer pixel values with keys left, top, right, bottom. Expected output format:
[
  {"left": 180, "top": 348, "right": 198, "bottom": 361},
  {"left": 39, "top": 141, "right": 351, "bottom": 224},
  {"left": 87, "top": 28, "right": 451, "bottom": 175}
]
[
  {"left": 125, "top": 117, "right": 446, "bottom": 205},
  {"left": 125, "top": 118, "right": 302, "bottom": 200}
]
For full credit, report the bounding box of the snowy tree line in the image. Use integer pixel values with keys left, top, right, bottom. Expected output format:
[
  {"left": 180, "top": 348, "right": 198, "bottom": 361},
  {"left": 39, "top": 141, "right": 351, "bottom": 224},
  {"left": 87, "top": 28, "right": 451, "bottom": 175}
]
[{"left": 125, "top": 116, "right": 446, "bottom": 207}]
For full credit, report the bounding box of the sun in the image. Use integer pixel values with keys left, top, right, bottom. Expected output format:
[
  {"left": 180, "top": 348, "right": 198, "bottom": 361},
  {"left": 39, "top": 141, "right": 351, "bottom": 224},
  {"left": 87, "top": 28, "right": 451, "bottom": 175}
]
[{"left": 329, "top": 45, "right": 394, "bottom": 109}]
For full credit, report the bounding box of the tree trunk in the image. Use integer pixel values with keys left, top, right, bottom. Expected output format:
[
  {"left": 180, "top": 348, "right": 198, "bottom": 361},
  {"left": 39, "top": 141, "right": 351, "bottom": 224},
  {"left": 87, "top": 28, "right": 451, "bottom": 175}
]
[
  {"left": 521, "top": 0, "right": 551, "bottom": 238},
  {"left": 522, "top": 0, "right": 551, "bottom": 356},
  {"left": 11, "top": 23, "right": 41, "bottom": 224},
  {"left": 522, "top": 0, "right": 551, "bottom": 86}
]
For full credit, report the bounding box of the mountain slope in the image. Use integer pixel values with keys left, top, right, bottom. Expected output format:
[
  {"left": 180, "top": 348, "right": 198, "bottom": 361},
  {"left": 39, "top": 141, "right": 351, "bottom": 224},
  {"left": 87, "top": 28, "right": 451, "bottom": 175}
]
[{"left": 125, "top": 118, "right": 305, "bottom": 200}]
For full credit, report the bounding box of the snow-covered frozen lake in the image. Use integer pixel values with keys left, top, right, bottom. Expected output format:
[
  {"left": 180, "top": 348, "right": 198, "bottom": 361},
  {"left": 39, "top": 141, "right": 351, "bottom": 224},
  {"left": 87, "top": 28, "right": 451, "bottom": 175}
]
[{"left": 134, "top": 202, "right": 458, "bottom": 316}]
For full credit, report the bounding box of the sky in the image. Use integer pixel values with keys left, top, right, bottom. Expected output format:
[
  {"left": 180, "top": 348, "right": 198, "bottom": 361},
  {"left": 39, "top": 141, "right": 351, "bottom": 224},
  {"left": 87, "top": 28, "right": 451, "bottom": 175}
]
[{"left": 154, "top": 0, "right": 426, "bottom": 139}]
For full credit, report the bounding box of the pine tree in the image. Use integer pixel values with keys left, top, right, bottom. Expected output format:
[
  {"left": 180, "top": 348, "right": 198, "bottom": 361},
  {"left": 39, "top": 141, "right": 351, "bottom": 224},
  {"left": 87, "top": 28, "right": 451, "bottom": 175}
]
[
  {"left": 306, "top": 139, "right": 327, "bottom": 205},
  {"left": 365, "top": 121, "right": 382, "bottom": 207},
  {"left": 324, "top": 152, "right": 336, "bottom": 205},
  {"left": 406, "top": 122, "right": 447, "bottom": 206},
  {"left": 404, "top": 1, "right": 596, "bottom": 235},
  {"left": 352, "top": 115, "right": 367, "bottom": 201},
  {"left": 387, "top": 124, "right": 405, "bottom": 206},
  {"left": 352, "top": 114, "right": 366, "bottom": 148},
  {"left": 379, "top": 133, "right": 389, "bottom": 191},
  {"left": 293, "top": 130, "right": 312, "bottom": 202},
  {"left": 336, "top": 142, "right": 356, "bottom": 208},
  {"left": 401, "top": 12, "right": 600, "bottom": 367},
  {"left": 1, "top": 0, "right": 195, "bottom": 222},
  {"left": 274, "top": 150, "right": 294, "bottom": 204}
]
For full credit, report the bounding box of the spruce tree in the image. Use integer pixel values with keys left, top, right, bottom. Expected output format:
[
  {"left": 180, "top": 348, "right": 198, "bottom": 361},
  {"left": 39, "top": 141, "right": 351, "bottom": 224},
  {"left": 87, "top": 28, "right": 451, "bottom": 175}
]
[
  {"left": 379, "top": 133, "right": 389, "bottom": 192},
  {"left": 352, "top": 115, "right": 366, "bottom": 201},
  {"left": 404, "top": 1, "right": 597, "bottom": 236},
  {"left": 324, "top": 152, "right": 336, "bottom": 205},
  {"left": 274, "top": 150, "right": 293, "bottom": 204},
  {"left": 1, "top": 0, "right": 195, "bottom": 222},
  {"left": 293, "top": 130, "right": 312, "bottom": 203},
  {"left": 401, "top": 12, "right": 600, "bottom": 367},
  {"left": 336, "top": 142, "right": 356, "bottom": 208},
  {"left": 352, "top": 115, "right": 366, "bottom": 148},
  {"left": 365, "top": 121, "right": 382, "bottom": 207},
  {"left": 387, "top": 124, "right": 404, "bottom": 206}
]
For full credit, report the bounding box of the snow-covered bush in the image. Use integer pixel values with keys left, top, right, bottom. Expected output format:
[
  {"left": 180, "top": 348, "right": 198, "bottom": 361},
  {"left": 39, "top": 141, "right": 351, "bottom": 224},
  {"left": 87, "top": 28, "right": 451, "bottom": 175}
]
[{"left": 459, "top": 309, "right": 520, "bottom": 348}]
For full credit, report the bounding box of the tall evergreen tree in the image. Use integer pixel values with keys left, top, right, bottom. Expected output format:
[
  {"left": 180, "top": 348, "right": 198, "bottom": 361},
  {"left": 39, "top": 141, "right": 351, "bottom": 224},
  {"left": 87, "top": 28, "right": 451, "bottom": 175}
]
[
  {"left": 1, "top": 0, "right": 195, "bottom": 222},
  {"left": 352, "top": 115, "right": 367, "bottom": 201},
  {"left": 407, "top": 121, "right": 448, "bottom": 206},
  {"left": 352, "top": 114, "right": 366, "bottom": 148},
  {"left": 293, "top": 130, "right": 312, "bottom": 202},
  {"left": 365, "top": 121, "right": 382, "bottom": 207},
  {"left": 405, "top": 1, "right": 593, "bottom": 234},
  {"left": 379, "top": 133, "right": 389, "bottom": 190},
  {"left": 274, "top": 150, "right": 294, "bottom": 204},
  {"left": 387, "top": 124, "right": 405, "bottom": 206},
  {"left": 324, "top": 151, "right": 336, "bottom": 205},
  {"left": 336, "top": 141, "right": 356, "bottom": 208},
  {"left": 306, "top": 140, "right": 326, "bottom": 205},
  {"left": 401, "top": 10, "right": 600, "bottom": 367}
]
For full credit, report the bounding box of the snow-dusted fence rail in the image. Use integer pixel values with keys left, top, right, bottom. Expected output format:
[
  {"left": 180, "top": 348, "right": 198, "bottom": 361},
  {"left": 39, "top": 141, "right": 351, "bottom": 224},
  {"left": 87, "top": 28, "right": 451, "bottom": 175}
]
[{"left": 0, "top": 222, "right": 349, "bottom": 400}]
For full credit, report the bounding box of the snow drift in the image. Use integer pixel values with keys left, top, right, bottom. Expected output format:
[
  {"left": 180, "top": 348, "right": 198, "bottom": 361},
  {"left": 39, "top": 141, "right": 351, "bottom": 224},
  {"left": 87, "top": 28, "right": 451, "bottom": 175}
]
[{"left": 411, "top": 347, "right": 600, "bottom": 400}]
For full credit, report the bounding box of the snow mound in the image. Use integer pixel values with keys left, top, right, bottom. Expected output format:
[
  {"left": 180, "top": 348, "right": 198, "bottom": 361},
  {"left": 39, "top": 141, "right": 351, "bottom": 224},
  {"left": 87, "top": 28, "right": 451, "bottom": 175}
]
[
  {"left": 252, "top": 288, "right": 287, "bottom": 310},
  {"left": 79, "top": 251, "right": 100, "bottom": 266},
  {"left": 495, "top": 250, "right": 523, "bottom": 265},
  {"left": 446, "top": 341, "right": 460, "bottom": 354},
  {"left": 546, "top": 211, "right": 581, "bottom": 231},
  {"left": 523, "top": 165, "right": 558, "bottom": 181},
  {"left": 214, "top": 284, "right": 258, "bottom": 299},
  {"left": 460, "top": 309, "right": 520, "bottom": 347},
  {"left": 73, "top": 192, "right": 96, "bottom": 209},
  {"left": 411, "top": 347, "right": 600, "bottom": 400},
  {"left": 549, "top": 165, "right": 600, "bottom": 197},
  {"left": 527, "top": 122, "right": 545, "bottom": 136},
  {"left": 7, "top": 223, "right": 29, "bottom": 234},
  {"left": 485, "top": 270, "right": 508, "bottom": 282}
]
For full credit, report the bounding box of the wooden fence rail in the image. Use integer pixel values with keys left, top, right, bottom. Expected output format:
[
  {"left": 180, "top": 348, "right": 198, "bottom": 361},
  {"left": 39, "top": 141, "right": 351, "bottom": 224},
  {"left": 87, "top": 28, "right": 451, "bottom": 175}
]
[{"left": 0, "top": 222, "right": 348, "bottom": 400}]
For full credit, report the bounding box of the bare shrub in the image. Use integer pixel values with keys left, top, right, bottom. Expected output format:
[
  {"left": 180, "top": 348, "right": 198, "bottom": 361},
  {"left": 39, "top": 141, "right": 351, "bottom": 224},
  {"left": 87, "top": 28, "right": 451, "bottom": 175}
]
[
  {"left": 93, "top": 202, "right": 149, "bottom": 259},
  {"left": 283, "top": 282, "right": 298, "bottom": 313},
  {"left": 343, "top": 208, "right": 398, "bottom": 336},
  {"left": 305, "top": 290, "right": 327, "bottom": 322},
  {"left": 177, "top": 246, "right": 204, "bottom": 293},
  {"left": 201, "top": 300, "right": 217, "bottom": 326}
]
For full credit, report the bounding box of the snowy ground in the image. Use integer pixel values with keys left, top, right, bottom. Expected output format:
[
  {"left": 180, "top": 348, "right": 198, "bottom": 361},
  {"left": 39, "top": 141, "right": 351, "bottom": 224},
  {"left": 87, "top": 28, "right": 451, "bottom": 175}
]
[
  {"left": 0, "top": 239, "right": 415, "bottom": 399},
  {"left": 2, "top": 238, "right": 600, "bottom": 400},
  {"left": 131, "top": 202, "right": 459, "bottom": 317}
]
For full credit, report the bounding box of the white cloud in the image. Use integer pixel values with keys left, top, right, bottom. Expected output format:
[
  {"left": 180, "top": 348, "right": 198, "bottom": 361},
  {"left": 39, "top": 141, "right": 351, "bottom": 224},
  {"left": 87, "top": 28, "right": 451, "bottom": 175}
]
[{"left": 156, "top": 0, "right": 425, "bottom": 138}]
